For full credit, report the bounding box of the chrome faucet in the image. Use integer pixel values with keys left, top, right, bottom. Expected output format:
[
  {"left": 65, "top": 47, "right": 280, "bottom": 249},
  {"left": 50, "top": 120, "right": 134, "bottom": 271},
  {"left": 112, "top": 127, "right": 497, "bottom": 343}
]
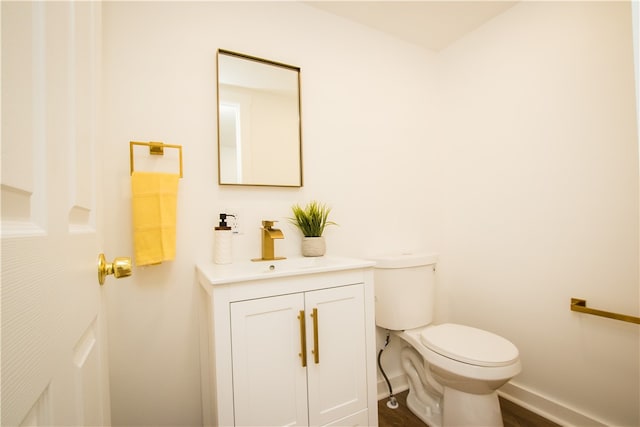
[{"left": 255, "top": 220, "right": 286, "bottom": 261}]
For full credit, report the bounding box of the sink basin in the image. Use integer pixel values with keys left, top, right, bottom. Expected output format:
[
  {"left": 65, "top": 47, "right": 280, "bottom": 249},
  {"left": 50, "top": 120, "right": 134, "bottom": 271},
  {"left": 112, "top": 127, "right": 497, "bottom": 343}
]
[{"left": 197, "top": 256, "right": 374, "bottom": 286}]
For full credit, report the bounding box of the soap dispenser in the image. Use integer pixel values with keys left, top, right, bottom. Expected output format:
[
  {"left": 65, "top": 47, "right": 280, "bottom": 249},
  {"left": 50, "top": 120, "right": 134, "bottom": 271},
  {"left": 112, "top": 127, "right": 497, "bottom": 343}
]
[{"left": 213, "top": 213, "right": 233, "bottom": 264}]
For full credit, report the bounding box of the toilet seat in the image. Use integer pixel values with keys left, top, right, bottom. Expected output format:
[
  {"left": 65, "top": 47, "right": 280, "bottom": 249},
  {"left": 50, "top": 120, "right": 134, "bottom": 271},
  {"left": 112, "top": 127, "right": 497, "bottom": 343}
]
[{"left": 420, "top": 323, "right": 519, "bottom": 367}]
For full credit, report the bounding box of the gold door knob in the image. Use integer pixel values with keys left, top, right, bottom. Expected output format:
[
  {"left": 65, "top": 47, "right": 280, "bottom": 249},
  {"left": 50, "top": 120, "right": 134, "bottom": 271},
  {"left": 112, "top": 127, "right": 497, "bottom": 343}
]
[{"left": 98, "top": 253, "right": 132, "bottom": 286}]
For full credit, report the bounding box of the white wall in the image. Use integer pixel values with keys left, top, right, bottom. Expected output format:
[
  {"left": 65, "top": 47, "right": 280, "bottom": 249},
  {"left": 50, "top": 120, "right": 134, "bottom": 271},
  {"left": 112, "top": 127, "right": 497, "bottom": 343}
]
[
  {"left": 437, "top": 2, "right": 639, "bottom": 425},
  {"left": 102, "top": 2, "right": 638, "bottom": 426},
  {"left": 101, "top": 2, "right": 439, "bottom": 426}
]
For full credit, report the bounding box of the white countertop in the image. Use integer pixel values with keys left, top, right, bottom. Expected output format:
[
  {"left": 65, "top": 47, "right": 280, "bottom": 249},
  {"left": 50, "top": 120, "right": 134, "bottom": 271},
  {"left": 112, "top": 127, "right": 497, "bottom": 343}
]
[{"left": 196, "top": 256, "right": 375, "bottom": 286}]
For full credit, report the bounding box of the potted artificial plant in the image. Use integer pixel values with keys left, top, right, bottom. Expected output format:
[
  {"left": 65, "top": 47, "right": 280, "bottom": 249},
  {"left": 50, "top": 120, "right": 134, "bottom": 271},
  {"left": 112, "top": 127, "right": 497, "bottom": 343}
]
[{"left": 289, "top": 201, "right": 337, "bottom": 257}]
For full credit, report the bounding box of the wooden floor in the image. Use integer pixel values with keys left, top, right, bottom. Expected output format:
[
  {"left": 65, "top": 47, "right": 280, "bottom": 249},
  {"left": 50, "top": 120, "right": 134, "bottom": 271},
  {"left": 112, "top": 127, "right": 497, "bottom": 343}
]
[{"left": 378, "top": 390, "right": 561, "bottom": 427}]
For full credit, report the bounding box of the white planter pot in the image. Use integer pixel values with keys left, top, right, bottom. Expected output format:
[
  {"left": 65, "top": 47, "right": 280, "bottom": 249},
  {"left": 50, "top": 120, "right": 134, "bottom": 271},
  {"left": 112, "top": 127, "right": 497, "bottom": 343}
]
[{"left": 301, "top": 236, "right": 326, "bottom": 257}]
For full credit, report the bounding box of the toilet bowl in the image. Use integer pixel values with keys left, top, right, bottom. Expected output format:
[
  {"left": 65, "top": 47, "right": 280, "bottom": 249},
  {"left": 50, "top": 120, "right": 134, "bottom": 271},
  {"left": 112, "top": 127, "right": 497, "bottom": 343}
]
[
  {"left": 372, "top": 254, "right": 521, "bottom": 427},
  {"left": 397, "top": 324, "right": 521, "bottom": 427}
]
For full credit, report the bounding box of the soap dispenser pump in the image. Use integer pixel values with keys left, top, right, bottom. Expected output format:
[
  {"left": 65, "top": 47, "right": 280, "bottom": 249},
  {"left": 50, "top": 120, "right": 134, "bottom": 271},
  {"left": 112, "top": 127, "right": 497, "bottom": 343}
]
[{"left": 213, "top": 213, "right": 233, "bottom": 264}]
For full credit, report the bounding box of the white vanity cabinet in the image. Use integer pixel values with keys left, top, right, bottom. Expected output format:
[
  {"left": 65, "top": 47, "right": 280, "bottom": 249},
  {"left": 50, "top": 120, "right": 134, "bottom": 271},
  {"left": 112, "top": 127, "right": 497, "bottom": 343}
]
[{"left": 197, "top": 258, "right": 378, "bottom": 427}]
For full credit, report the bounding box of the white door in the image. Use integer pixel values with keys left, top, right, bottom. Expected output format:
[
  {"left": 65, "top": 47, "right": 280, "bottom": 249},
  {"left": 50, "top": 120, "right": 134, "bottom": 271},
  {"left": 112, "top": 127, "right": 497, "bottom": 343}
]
[
  {"left": 230, "top": 293, "right": 309, "bottom": 427},
  {"left": 2, "top": 2, "right": 113, "bottom": 426},
  {"left": 305, "top": 285, "right": 368, "bottom": 427}
]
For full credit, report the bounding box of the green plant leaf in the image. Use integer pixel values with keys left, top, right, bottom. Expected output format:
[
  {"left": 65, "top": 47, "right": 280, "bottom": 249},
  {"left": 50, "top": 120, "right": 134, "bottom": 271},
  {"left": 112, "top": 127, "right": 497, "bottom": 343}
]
[{"left": 288, "top": 200, "right": 337, "bottom": 237}]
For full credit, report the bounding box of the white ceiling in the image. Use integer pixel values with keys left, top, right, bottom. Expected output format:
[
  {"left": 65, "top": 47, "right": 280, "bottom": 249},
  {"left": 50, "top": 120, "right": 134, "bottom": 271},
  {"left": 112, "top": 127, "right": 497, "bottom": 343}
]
[{"left": 306, "top": 1, "right": 518, "bottom": 51}]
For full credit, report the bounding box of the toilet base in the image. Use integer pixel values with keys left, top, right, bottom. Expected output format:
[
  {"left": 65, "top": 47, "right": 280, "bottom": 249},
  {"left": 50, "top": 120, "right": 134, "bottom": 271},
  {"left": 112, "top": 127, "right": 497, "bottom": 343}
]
[
  {"left": 406, "top": 386, "right": 503, "bottom": 427},
  {"left": 406, "top": 388, "right": 443, "bottom": 427},
  {"left": 442, "top": 387, "right": 503, "bottom": 427}
]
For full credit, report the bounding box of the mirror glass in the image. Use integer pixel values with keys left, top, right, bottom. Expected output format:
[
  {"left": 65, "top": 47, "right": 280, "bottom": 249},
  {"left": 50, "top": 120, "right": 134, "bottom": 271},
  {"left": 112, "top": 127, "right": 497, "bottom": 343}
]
[{"left": 217, "top": 49, "right": 302, "bottom": 187}]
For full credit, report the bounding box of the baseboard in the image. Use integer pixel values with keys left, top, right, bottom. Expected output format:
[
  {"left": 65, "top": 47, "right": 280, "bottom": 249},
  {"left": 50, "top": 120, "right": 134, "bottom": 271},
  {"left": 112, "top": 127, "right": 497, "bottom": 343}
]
[
  {"left": 498, "top": 382, "right": 608, "bottom": 427},
  {"left": 378, "top": 374, "right": 608, "bottom": 427}
]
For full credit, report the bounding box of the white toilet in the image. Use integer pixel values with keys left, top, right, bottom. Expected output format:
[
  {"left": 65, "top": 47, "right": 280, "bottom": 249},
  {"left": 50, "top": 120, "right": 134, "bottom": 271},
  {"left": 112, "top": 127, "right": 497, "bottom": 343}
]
[{"left": 373, "top": 253, "right": 521, "bottom": 427}]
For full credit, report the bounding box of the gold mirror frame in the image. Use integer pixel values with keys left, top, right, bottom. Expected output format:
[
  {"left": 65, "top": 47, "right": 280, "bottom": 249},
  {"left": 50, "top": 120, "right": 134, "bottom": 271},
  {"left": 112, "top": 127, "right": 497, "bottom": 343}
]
[{"left": 217, "top": 49, "right": 303, "bottom": 187}]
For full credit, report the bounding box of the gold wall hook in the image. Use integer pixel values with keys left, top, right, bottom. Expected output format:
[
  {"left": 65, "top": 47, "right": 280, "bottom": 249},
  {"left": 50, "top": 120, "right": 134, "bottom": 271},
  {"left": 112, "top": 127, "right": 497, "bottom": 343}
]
[
  {"left": 149, "top": 141, "right": 164, "bottom": 155},
  {"left": 98, "top": 253, "right": 132, "bottom": 286}
]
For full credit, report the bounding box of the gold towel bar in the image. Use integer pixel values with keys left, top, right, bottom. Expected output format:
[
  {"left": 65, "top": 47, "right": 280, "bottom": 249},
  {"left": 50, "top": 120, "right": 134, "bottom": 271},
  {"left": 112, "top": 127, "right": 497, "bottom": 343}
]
[
  {"left": 130, "top": 141, "right": 183, "bottom": 178},
  {"left": 571, "top": 298, "right": 640, "bottom": 324}
]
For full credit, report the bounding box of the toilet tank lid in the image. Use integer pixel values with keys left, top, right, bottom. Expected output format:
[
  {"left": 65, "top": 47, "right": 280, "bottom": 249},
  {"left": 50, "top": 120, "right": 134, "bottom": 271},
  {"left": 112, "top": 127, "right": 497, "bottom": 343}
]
[{"left": 370, "top": 253, "right": 438, "bottom": 269}]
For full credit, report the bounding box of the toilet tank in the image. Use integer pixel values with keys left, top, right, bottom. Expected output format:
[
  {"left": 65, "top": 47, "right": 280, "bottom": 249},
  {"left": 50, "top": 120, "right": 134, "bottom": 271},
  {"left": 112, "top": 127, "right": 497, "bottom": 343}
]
[{"left": 372, "top": 253, "right": 438, "bottom": 331}]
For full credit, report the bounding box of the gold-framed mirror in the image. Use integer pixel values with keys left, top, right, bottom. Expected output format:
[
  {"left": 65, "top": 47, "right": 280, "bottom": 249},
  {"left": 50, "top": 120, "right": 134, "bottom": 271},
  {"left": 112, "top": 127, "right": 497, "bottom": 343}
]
[{"left": 217, "top": 49, "right": 303, "bottom": 187}]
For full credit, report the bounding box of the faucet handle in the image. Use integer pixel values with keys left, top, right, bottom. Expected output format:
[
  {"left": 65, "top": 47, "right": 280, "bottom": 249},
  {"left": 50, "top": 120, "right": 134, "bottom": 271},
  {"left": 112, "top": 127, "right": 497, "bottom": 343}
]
[{"left": 262, "top": 220, "right": 277, "bottom": 229}]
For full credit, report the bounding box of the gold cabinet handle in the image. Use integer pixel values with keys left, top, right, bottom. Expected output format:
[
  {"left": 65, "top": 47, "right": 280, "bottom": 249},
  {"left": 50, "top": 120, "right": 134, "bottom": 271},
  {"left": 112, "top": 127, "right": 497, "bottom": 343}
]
[
  {"left": 298, "top": 310, "right": 307, "bottom": 367},
  {"left": 311, "top": 308, "right": 319, "bottom": 364},
  {"left": 98, "top": 253, "right": 132, "bottom": 286}
]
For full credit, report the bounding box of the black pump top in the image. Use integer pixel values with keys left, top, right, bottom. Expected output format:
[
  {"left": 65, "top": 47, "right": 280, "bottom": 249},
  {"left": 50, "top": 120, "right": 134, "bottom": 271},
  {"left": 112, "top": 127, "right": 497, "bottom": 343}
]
[
  {"left": 219, "top": 213, "right": 229, "bottom": 227},
  {"left": 217, "top": 213, "right": 235, "bottom": 230}
]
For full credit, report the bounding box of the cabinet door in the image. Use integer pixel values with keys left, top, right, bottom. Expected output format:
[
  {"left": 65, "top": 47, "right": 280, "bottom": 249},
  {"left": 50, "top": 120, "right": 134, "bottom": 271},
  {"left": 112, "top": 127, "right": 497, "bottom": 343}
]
[
  {"left": 231, "top": 293, "right": 309, "bottom": 426},
  {"left": 305, "top": 284, "right": 368, "bottom": 426}
]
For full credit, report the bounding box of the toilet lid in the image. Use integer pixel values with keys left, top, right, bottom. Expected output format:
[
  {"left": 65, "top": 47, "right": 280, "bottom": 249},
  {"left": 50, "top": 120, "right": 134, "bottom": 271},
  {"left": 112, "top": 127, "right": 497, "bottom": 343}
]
[{"left": 420, "top": 323, "right": 519, "bottom": 367}]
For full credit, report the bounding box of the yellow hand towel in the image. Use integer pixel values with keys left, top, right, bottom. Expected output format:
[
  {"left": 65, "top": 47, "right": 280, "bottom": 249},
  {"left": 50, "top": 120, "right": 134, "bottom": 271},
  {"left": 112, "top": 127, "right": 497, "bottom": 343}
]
[{"left": 131, "top": 172, "right": 180, "bottom": 266}]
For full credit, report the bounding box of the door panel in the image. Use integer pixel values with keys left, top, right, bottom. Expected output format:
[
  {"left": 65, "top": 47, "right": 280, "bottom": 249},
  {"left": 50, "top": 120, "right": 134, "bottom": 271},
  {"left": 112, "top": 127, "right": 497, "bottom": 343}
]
[
  {"left": 1, "top": 2, "right": 109, "bottom": 426},
  {"left": 231, "top": 294, "right": 309, "bottom": 427},
  {"left": 305, "top": 284, "right": 368, "bottom": 427},
  {"left": 72, "top": 321, "right": 103, "bottom": 427}
]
